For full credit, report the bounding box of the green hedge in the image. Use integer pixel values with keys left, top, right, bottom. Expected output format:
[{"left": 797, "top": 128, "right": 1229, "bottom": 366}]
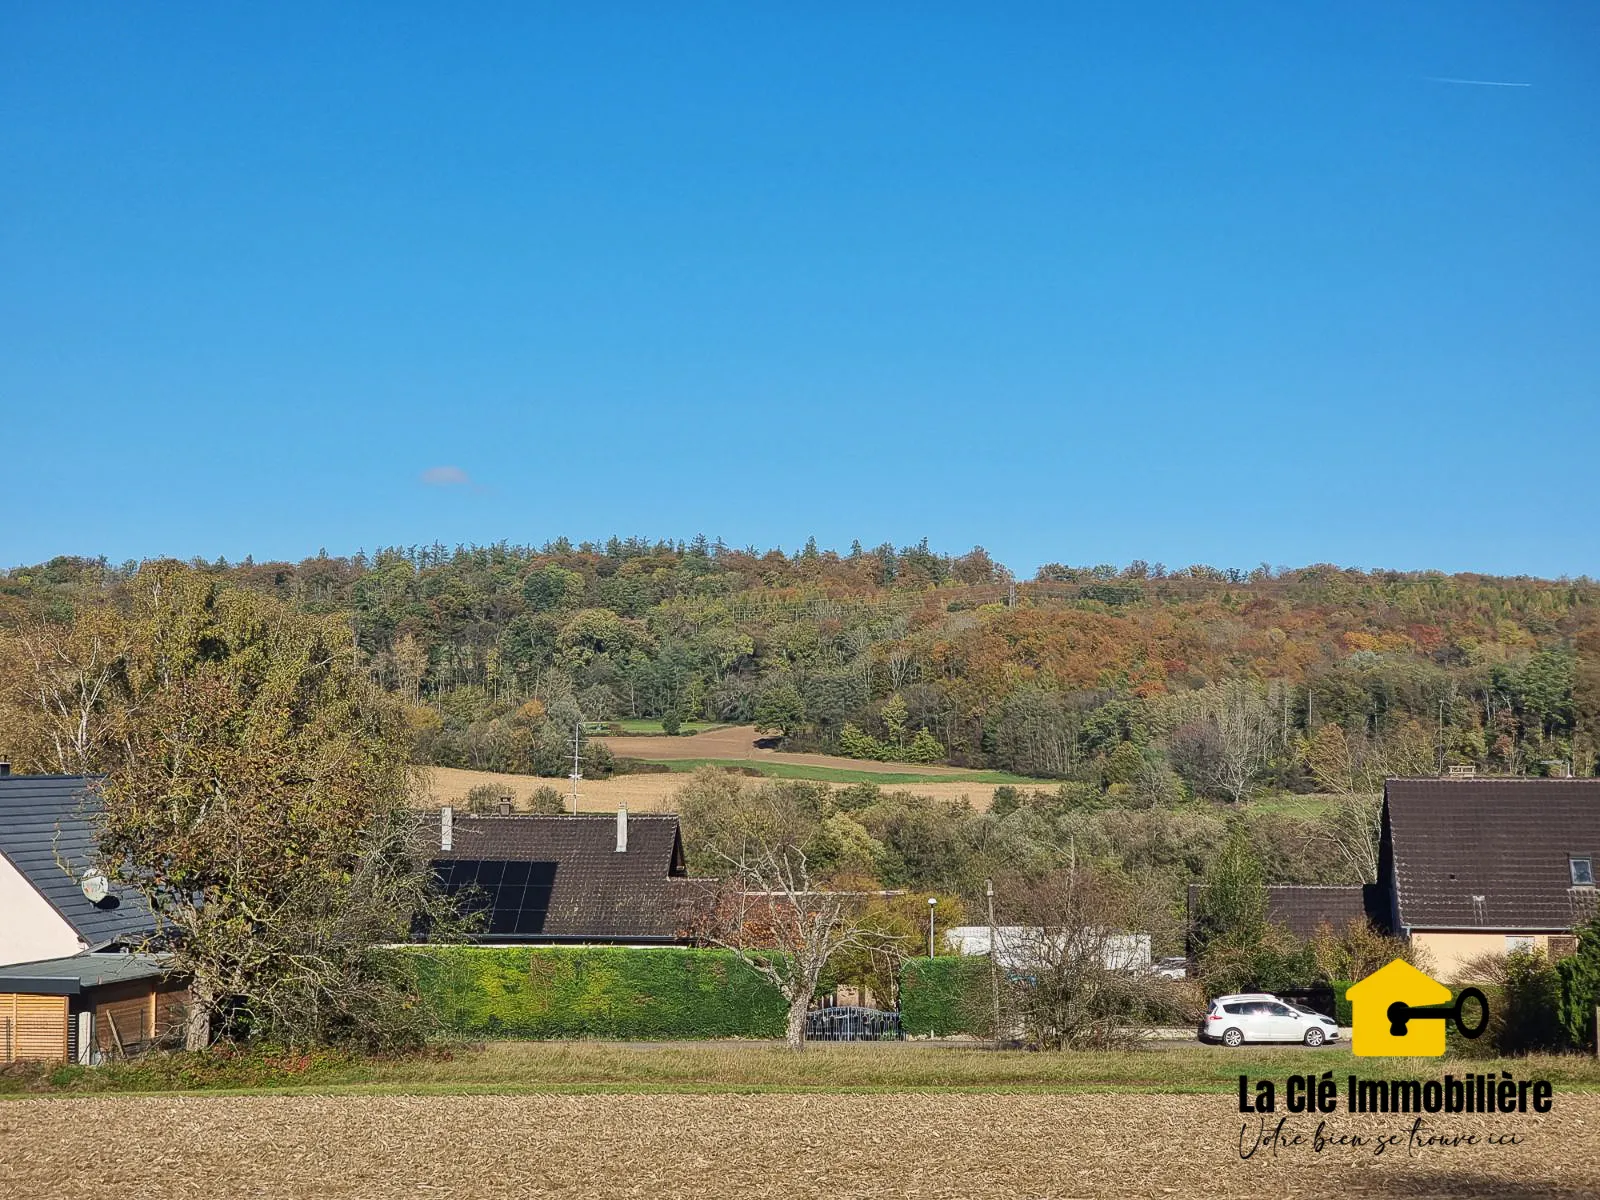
[
  {"left": 1558, "top": 928, "right": 1600, "bottom": 1051},
  {"left": 900, "top": 956, "right": 988, "bottom": 1036},
  {"left": 1329, "top": 973, "right": 1564, "bottom": 1057},
  {"left": 408, "top": 947, "right": 788, "bottom": 1039},
  {"left": 1330, "top": 981, "right": 1353, "bottom": 1027}
]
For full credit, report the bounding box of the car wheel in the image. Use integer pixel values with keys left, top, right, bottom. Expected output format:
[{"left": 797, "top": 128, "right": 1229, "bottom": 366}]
[
  {"left": 1222, "top": 1027, "right": 1244, "bottom": 1047},
  {"left": 1303, "top": 1028, "right": 1325, "bottom": 1048}
]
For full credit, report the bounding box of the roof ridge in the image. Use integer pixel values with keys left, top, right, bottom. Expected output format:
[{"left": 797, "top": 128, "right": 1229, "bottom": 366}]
[
  {"left": 441, "top": 811, "right": 681, "bottom": 819},
  {"left": 1389, "top": 777, "right": 1598, "bottom": 783}
]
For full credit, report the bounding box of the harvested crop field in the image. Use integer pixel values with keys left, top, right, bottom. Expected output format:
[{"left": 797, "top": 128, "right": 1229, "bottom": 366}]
[
  {"left": 421, "top": 765, "right": 1006, "bottom": 812},
  {"left": 595, "top": 723, "right": 997, "bottom": 778},
  {"left": 422, "top": 765, "right": 684, "bottom": 812},
  {"left": 3, "top": 1092, "right": 1597, "bottom": 1199}
]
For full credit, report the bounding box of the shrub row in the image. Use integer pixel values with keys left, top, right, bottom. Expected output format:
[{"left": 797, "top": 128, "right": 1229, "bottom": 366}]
[
  {"left": 406, "top": 945, "right": 1600, "bottom": 1049},
  {"left": 409, "top": 946, "right": 789, "bottom": 1039},
  {"left": 899, "top": 956, "right": 990, "bottom": 1036}
]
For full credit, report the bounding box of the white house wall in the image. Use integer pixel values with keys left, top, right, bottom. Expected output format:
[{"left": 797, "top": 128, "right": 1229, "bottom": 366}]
[{"left": 0, "top": 853, "right": 83, "bottom": 966}]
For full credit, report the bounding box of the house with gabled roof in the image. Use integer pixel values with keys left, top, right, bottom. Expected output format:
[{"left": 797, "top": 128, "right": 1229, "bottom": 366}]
[
  {"left": 0, "top": 769, "right": 188, "bottom": 1063},
  {"left": 0, "top": 770, "right": 157, "bottom": 968},
  {"left": 1185, "top": 883, "right": 1382, "bottom": 961},
  {"left": 418, "top": 804, "right": 711, "bottom": 944},
  {"left": 1378, "top": 777, "right": 1600, "bottom": 979},
  {"left": 1187, "top": 779, "right": 1600, "bottom": 981}
]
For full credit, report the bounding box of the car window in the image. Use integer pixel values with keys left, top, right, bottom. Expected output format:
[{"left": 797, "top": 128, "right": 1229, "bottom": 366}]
[
  {"left": 1268, "top": 1003, "right": 1294, "bottom": 1016},
  {"left": 1223, "top": 1003, "right": 1250, "bottom": 1015}
]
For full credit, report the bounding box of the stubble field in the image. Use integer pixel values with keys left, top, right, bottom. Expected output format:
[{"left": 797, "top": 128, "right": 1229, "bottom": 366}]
[
  {"left": 421, "top": 765, "right": 1005, "bottom": 812},
  {"left": 3, "top": 1090, "right": 1597, "bottom": 1199}
]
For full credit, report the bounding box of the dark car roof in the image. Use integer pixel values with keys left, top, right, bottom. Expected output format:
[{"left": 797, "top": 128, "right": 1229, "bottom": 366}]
[
  {"left": 1384, "top": 778, "right": 1600, "bottom": 931},
  {"left": 0, "top": 774, "right": 157, "bottom": 950}
]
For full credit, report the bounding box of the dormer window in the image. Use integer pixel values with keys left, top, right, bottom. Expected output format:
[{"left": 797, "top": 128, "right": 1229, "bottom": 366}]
[{"left": 1572, "top": 857, "right": 1595, "bottom": 888}]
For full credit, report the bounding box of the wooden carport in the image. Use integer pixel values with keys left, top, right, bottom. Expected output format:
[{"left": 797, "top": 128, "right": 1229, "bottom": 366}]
[{"left": 0, "top": 953, "right": 187, "bottom": 1064}]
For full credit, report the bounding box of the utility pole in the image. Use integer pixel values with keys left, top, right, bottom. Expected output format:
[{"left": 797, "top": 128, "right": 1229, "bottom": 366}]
[
  {"left": 985, "top": 878, "right": 1000, "bottom": 1047},
  {"left": 1437, "top": 699, "right": 1446, "bottom": 775},
  {"left": 568, "top": 720, "right": 582, "bottom": 814},
  {"left": 927, "top": 896, "right": 938, "bottom": 958}
]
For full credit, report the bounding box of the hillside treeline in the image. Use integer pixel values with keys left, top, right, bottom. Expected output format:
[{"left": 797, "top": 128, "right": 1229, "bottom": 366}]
[{"left": 4, "top": 539, "right": 1598, "bottom": 793}]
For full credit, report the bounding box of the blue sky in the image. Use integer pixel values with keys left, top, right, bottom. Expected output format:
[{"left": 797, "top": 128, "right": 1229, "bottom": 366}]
[{"left": 3, "top": 3, "right": 1597, "bottom": 577}]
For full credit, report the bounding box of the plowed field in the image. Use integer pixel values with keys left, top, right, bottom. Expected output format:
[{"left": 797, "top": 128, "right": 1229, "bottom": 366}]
[{"left": 2, "top": 1091, "right": 1595, "bottom": 1199}]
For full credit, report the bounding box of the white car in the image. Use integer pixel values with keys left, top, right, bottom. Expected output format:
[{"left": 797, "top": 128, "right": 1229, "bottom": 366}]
[{"left": 1200, "top": 993, "right": 1341, "bottom": 1047}]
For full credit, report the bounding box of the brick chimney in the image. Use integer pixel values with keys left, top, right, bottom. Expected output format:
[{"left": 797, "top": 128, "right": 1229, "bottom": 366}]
[{"left": 615, "top": 802, "right": 628, "bottom": 853}]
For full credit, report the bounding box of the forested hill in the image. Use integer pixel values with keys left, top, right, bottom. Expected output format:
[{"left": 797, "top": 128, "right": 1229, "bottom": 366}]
[{"left": 4, "top": 540, "right": 1597, "bottom": 793}]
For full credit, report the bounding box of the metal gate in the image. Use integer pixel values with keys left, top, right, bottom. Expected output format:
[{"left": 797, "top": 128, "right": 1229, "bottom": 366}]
[{"left": 804, "top": 1005, "right": 903, "bottom": 1042}]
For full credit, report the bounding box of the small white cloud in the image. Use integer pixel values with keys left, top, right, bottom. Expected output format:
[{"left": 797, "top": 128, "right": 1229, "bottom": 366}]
[{"left": 420, "top": 465, "right": 472, "bottom": 487}]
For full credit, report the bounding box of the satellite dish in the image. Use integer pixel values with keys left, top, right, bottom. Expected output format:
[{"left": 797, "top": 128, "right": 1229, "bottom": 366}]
[{"left": 80, "top": 872, "right": 110, "bottom": 904}]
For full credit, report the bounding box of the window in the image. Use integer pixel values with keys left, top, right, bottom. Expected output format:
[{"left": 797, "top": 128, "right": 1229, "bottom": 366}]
[
  {"left": 1572, "top": 857, "right": 1595, "bottom": 887},
  {"left": 1267, "top": 1004, "right": 1294, "bottom": 1017},
  {"left": 1505, "top": 935, "right": 1535, "bottom": 953}
]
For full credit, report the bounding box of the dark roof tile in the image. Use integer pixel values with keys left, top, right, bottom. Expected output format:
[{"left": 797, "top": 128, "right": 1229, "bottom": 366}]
[
  {"left": 419, "top": 811, "right": 692, "bottom": 941},
  {"left": 1384, "top": 778, "right": 1600, "bottom": 931},
  {"left": 0, "top": 775, "right": 156, "bottom": 950},
  {"left": 1187, "top": 883, "right": 1371, "bottom": 940}
]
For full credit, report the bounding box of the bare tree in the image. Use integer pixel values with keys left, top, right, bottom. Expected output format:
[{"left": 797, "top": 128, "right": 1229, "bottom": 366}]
[
  {"left": 681, "top": 772, "right": 884, "bottom": 1049},
  {"left": 392, "top": 633, "right": 428, "bottom": 702},
  {"left": 709, "top": 841, "right": 883, "bottom": 1050},
  {"left": 1, "top": 611, "right": 128, "bottom": 773},
  {"left": 1313, "top": 792, "right": 1383, "bottom": 884},
  {"left": 1210, "top": 681, "right": 1277, "bottom": 803},
  {"left": 994, "top": 867, "right": 1184, "bottom": 1050},
  {"left": 1170, "top": 681, "right": 1277, "bottom": 803}
]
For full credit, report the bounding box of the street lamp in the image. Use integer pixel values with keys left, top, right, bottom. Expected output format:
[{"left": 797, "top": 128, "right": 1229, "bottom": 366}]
[
  {"left": 985, "top": 878, "right": 1000, "bottom": 1045},
  {"left": 927, "top": 896, "right": 938, "bottom": 958}
]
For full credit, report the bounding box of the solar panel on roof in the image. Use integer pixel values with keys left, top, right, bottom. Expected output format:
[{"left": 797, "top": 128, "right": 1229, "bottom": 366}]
[{"left": 437, "top": 859, "right": 557, "bottom": 936}]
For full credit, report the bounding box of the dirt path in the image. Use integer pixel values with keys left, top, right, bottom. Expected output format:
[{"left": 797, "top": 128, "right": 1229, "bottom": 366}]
[
  {"left": 596, "top": 724, "right": 984, "bottom": 777},
  {"left": 2, "top": 1091, "right": 1594, "bottom": 1198}
]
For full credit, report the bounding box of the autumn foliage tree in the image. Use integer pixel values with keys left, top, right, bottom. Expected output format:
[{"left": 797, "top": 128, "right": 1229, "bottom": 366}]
[
  {"left": 0, "top": 562, "right": 457, "bottom": 1050},
  {"left": 5, "top": 544, "right": 1595, "bottom": 789}
]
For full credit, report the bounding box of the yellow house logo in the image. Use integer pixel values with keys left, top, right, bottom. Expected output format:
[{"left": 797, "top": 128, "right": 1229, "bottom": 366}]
[{"left": 1345, "top": 959, "right": 1490, "bottom": 1057}]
